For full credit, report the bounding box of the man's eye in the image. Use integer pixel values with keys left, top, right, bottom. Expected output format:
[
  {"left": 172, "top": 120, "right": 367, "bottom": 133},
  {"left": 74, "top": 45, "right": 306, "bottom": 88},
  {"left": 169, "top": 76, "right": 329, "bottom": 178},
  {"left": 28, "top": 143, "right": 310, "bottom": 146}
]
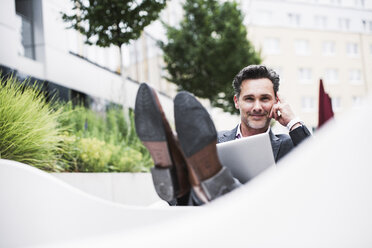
[
  {"left": 245, "top": 98, "right": 254, "bottom": 101},
  {"left": 261, "top": 97, "right": 269, "bottom": 101}
]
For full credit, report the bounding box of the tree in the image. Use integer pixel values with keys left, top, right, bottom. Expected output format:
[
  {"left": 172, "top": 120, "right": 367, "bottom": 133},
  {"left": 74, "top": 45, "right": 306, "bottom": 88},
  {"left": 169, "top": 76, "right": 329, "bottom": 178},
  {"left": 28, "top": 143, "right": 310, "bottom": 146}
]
[
  {"left": 160, "top": 0, "right": 261, "bottom": 114},
  {"left": 61, "top": 0, "right": 167, "bottom": 106},
  {"left": 62, "top": 0, "right": 167, "bottom": 54}
]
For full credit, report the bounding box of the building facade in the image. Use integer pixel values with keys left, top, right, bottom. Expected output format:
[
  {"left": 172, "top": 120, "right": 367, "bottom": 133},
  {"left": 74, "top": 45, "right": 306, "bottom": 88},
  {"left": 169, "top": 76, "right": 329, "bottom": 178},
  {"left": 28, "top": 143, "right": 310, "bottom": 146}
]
[
  {"left": 243, "top": 0, "right": 372, "bottom": 128},
  {"left": 0, "top": 0, "right": 174, "bottom": 118},
  {"left": 2, "top": 0, "right": 371, "bottom": 131},
  {"left": 126, "top": 0, "right": 372, "bottom": 130}
]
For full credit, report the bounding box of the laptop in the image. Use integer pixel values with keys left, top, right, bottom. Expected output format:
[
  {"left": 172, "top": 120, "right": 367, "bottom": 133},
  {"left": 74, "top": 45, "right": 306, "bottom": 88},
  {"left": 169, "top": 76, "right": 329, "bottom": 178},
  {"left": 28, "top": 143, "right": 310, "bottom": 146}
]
[{"left": 216, "top": 128, "right": 275, "bottom": 183}]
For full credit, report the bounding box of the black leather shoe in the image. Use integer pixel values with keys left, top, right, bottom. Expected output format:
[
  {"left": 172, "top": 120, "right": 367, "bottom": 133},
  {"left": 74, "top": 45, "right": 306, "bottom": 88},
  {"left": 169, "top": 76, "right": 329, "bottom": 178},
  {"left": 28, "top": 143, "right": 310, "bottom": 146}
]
[
  {"left": 134, "top": 83, "right": 190, "bottom": 202},
  {"left": 174, "top": 91, "right": 236, "bottom": 203}
]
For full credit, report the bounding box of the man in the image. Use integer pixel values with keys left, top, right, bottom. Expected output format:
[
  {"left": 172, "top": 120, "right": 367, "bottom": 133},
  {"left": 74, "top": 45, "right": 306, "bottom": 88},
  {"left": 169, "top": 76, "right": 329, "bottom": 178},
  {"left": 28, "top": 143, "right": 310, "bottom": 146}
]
[
  {"left": 218, "top": 65, "right": 311, "bottom": 162},
  {"left": 134, "top": 65, "right": 310, "bottom": 206}
]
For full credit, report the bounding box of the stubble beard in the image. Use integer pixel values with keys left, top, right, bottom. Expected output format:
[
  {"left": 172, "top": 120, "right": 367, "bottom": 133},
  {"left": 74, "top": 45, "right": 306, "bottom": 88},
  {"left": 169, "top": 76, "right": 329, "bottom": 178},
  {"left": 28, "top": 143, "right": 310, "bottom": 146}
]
[{"left": 245, "top": 113, "right": 271, "bottom": 130}]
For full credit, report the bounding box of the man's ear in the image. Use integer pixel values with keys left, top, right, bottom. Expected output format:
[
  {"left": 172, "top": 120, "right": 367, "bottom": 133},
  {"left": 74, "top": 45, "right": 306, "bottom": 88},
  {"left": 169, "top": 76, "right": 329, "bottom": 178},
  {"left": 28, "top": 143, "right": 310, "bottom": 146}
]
[{"left": 234, "top": 95, "right": 239, "bottom": 109}]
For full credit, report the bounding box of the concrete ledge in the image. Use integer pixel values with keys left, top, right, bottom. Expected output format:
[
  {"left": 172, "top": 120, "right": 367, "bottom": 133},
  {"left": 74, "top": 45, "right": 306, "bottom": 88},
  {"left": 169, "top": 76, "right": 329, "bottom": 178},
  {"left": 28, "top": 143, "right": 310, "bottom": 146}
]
[{"left": 51, "top": 172, "right": 164, "bottom": 206}]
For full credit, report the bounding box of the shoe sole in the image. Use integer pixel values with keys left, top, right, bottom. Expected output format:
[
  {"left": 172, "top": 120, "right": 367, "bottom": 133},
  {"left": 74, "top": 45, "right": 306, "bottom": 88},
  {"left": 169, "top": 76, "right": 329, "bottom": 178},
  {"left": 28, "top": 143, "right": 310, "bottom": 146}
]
[
  {"left": 135, "top": 84, "right": 176, "bottom": 201},
  {"left": 174, "top": 92, "right": 221, "bottom": 182}
]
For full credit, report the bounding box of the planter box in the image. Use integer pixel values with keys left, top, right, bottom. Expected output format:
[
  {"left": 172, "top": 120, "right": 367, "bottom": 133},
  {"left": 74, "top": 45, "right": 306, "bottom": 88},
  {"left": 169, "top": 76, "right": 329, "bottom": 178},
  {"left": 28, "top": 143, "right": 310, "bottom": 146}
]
[{"left": 51, "top": 172, "right": 164, "bottom": 206}]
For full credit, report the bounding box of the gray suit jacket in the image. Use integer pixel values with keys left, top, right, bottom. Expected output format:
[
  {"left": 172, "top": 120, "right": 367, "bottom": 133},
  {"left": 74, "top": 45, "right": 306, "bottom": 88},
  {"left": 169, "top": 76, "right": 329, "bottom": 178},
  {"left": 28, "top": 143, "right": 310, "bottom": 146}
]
[{"left": 218, "top": 125, "right": 311, "bottom": 162}]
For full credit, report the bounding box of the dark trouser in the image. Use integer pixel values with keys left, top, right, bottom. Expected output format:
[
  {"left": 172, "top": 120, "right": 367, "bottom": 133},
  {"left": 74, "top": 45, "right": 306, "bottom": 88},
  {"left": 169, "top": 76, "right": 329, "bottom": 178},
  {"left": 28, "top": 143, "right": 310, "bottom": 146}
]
[{"left": 170, "top": 167, "right": 242, "bottom": 206}]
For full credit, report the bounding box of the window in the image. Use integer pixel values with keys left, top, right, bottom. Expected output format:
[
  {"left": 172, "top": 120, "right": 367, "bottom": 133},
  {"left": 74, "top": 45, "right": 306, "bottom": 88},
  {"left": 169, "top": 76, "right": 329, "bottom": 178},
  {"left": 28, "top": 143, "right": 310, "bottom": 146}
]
[
  {"left": 301, "top": 96, "right": 316, "bottom": 112},
  {"left": 322, "top": 41, "right": 335, "bottom": 56},
  {"left": 315, "top": 15, "right": 327, "bottom": 29},
  {"left": 349, "top": 69, "right": 362, "bottom": 84},
  {"left": 324, "top": 69, "right": 339, "bottom": 84},
  {"left": 295, "top": 40, "right": 310, "bottom": 55},
  {"left": 338, "top": 18, "right": 350, "bottom": 30},
  {"left": 331, "top": 97, "right": 341, "bottom": 112},
  {"left": 362, "top": 20, "right": 372, "bottom": 32},
  {"left": 263, "top": 38, "right": 280, "bottom": 54},
  {"left": 15, "top": 0, "right": 35, "bottom": 60},
  {"left": 298, "top": 68, "right": 312, "bottom": 83},
  {"left": 288, "top": 13, "right": 301, "bottom": 26},
  {"left": 347, "top": 42, "right": 359, "bottom": 56}
]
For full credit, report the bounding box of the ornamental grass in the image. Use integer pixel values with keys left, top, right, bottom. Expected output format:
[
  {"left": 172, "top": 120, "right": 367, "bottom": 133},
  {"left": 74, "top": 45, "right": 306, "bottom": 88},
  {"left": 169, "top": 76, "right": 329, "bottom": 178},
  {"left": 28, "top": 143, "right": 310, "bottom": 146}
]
[
  {"left": 0, "top": 76, "right": 63, "bottom": 171},
  {"left": 0, "top": 75, "right": 153, "bottom": 172}
]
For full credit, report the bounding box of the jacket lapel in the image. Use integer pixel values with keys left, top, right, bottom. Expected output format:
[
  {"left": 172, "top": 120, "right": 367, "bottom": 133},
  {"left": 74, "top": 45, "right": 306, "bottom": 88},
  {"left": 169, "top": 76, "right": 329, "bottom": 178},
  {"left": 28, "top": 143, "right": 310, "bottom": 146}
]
[
  {"left": 219, "top": 125, "right": 238, "bottom": 143},
  {"left": 269, "top": 130, "right": 281, "bottom": 161}
]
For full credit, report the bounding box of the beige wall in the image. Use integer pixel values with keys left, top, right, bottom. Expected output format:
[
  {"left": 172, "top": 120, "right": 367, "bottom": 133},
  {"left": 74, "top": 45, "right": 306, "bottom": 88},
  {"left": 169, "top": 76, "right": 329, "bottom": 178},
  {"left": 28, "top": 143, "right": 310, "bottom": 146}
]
[
  {"left": 361, "top": 34, "right": 372, "bottom": 92},
  {"left": 248, "top": 26, "right": 372, "bottom": 129}
]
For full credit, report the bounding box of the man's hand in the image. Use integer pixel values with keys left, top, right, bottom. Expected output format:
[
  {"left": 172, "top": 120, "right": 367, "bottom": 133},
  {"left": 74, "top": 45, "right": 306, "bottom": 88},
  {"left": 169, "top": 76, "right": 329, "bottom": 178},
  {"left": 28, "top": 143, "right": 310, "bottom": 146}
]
[{"left": 269, "top": 93, "right": 296, "bottom": 127}]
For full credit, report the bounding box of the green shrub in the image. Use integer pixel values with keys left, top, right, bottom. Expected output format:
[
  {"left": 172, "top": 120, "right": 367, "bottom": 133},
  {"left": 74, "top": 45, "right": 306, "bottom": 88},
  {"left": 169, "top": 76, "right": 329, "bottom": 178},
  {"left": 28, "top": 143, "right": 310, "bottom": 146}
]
[
  {"left": 56, "top": 132, "right": 80, "bottom": 172},
  {"left": 58, "top": 103, "right": 153, "bottom": 172},
  {"left": 0, "top": 76, "right": 63, "bottom": 171},
  {"left": 0, "top": 75, "right": 153, "bottom": 173},
  {"left": 108, "top": 145, "right": 150, "bottom": 172},
  {"left": 77, "top": 137, "right": 112, "bottom": 172}
]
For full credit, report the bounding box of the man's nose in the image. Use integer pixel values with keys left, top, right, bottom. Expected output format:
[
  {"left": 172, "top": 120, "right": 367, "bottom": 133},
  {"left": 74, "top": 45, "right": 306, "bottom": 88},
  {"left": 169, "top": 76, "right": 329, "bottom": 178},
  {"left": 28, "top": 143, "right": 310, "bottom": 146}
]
[{"left": 252, "top": 100, "right": 262, "bottom": 111}]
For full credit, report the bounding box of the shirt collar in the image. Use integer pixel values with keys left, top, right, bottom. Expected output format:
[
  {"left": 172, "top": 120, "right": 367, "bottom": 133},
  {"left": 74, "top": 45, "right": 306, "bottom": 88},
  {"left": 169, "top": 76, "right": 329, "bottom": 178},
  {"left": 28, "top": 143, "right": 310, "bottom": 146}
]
[
  {"left": 235, "top": 123, "right": 270, "bottom": 139},
  {"left": 235, "top": 123, "right": 242, "bottom": 139}
]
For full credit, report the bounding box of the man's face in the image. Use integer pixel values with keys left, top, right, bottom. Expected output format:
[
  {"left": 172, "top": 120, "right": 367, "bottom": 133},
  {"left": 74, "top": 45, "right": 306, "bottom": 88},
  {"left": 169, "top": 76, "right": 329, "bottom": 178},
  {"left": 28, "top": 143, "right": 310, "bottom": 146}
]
[{"left": 234, "top": 78, "right": 276, "bottom": 132}]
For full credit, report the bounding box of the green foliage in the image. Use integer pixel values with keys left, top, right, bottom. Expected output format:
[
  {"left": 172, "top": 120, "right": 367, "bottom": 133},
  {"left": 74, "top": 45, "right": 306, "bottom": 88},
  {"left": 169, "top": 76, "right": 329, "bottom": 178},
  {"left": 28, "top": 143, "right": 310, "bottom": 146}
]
[
  {"left": 58, "top": 104, "right": 153, "bottom": 172},
  {"left": 56, "top": 132, "right": 80, "bottom": 171},
  {"left": 108, "top": 145, "right": 150, "bottom": 172},
  {"left": 61, "top": 0, "right": 167, "bottom": 48},
  {"left": 0, "top": 75, "right": 152, "bottom": 173},
  {"left": 160, "top": 0, "right": 261, "bottom": 114},
  {"left": 0, "top": 76, "right": 63, "bottom": 171},
  {"left": 77, "top": 137, "right": 112, "bottom": 171}
]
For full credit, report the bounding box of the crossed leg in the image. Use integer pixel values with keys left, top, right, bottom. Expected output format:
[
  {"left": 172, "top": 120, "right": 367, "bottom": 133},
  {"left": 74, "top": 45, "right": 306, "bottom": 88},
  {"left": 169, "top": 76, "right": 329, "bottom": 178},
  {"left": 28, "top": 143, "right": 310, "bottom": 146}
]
[{"left": 134, "top": 83, "right": 240, "bottom": 206}]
